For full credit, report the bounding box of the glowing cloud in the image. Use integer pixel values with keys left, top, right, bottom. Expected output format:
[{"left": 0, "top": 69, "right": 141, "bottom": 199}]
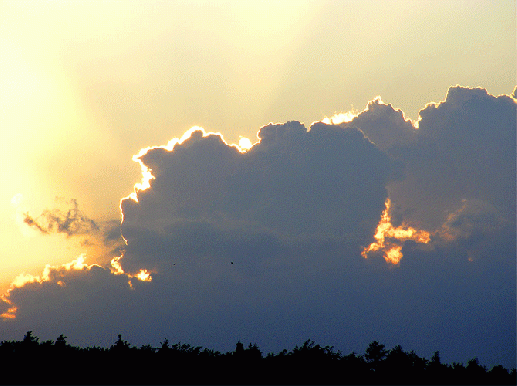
[
  {"left": 116, "top": 120, "right": 391, "bottom": 275},
  {"left": 110, "top": 254, "right": 153, "bottom": 286},
  {"left": 1, "top": 252, "right": 154, "bottom": 320},
  {"left": 238, "top": 136, "right": 254, "bottom": 151},
  {"left": 136, "top": 269, "right": 152, "bottom": 282},
  {"left": 110, "top": 256, "right": 125, "bottom": 275},
  {"left": 362, "top": 199, "right": 430, "bottom": 264},
  {"left": 321, "top": 110, "right": 359, "bottom": 125},
  {"left": 0, "top": 254, "right": 100, "bottom": 319},
  {"left": 0, "top": 86, "right": 514, "bottom": 370},
  {"left": 121, "top": 126, "right": 252, "bottom": 208},
  {"left": 0, "top": 297, "right": 16, "bottom": 319}
]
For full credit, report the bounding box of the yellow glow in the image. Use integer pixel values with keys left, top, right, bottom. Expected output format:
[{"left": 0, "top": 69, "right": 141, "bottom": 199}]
[
  {"left": 0, "top": 307, "right": 17, "bottom": 319},
  {"left": 0, "top": 295, "right": 16, "bottom": 319},
  {"left": 322, "top": 111, "right": 358, "bottom": 125},
  {"left": 385, "top": 245, "right": 403, "bottom": 265},
  {"left": 238, "top": 137, "right": 253, "bottom": 151},
  {"left": 110, "top": 256, "right": 125, "bottom": 275},
  {"left": 10, "top": 254, "right": 94, "bottom": 288},
  {"left": 129, "top": 155, "right": 156, "bottom": 204},
  {"left": 110, "top": 255, "right": 152, "bottom": 283},
  {"left": 136, "top": 269, "right": 152, "bottom": 282},
  {"left": 362, "top": 199, "right": 430, "bottom": 264},
  {"left": 11, "top": 273, "right": 40, "bottom": 288},
  {"left": 63, "top": 255, "right": 88, "bottom": 270}
]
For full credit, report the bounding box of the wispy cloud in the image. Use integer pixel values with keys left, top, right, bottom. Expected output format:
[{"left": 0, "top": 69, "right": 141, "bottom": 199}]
[{"left": 22, "top": 199, "right": 99, "bottom": 237}]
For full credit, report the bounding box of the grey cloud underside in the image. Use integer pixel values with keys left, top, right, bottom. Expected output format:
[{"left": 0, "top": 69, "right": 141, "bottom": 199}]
[
  {"left": 400, "top": 87, "right": 516, "bottom": 229},
  {"left": 341, "top": 98, "right": 417, "bottom": 154},
  {"left": 346, "top": 86, "right": 516, "bottom": 230},
  {"left": 2, "top": 86, "right": 515, "bottom": 369},
  {"left": 120, "top": 122, "right": 391, "bottom": 274}
]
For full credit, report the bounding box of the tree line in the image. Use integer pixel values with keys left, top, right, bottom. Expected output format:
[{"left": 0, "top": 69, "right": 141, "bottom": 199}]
[{"left": 0, "top": 331, "right": 515, "bottom": 385}]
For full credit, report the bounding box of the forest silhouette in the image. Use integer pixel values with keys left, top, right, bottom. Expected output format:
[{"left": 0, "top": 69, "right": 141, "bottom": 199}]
[{"left": 1, "top": 331, "right": 515, "bottom": 385}]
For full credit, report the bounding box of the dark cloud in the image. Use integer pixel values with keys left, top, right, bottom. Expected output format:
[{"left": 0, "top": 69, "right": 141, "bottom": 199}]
[
  {"left": 1, "top": 261, "right": 142, "bottom": 344},
  {"left": 22, "top": 199, "right": 99, "bottom": 237},
  {"left": 346, "top": 86, "right": 516, "bottom": 232},
  {"left": 340, "top": 97, "right": 417, "bottom": 154},
  {"left": 120, "top": 121, "right": 391, "bottom": 274},
  {"left": 394, "top": 86, "right": 515, "bottom": 230},
  {"left": 1, "top": 86, "right": 515, "bottom": 370}
]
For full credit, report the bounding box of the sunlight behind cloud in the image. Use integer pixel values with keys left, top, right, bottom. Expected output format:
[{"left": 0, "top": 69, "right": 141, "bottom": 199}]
[
  {"left": 122, "top": 126, "right": 252, "bottom": 209},
  {"left": 362, "top": 199, "right": 431, "bottom": 264},
  {"left": 321, "top": 110, "right": 358, "bottom": 125},
  {"left": 136, "top": 270, "right": 152, "bottom": 282},
  {"left": 0, "top": 254, "right": 100, "bottom": 320},
  {"left": 0, "top": 0, "right": 515, "bottom": 370},
  {"left": 238, "top": 137, "right": 253, "bottom": 151},
  {"left": 108, "top": 254, "right": 153, "bottom": 288}
]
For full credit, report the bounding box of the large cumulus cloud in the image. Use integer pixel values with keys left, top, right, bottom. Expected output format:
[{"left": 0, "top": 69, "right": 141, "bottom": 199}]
[
  {"left": 119, "top": 121, "right": 391, "bottom": 274},
  {"left": 1, "top": 86, "right": 515, "bottom": 369},
  {"left": 346, "top": 86, "right": 516, "bottom": 231}
]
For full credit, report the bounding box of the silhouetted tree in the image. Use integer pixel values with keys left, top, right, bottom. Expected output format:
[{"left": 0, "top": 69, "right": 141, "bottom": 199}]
[
  {"left": 159, "top": 338, "right": 169, "bottom": 352},
  {"left": 55, "top": 334, "right": 67, "bottom": 348},
  {"left": 110, "top": 334, "right": 130, "bottom": 352},
  {"left": 489, "top": 364, "right": 511, "bottom": 384},
  {"left": 0, "top": 332, "right": 515, "bottom": 384},
  {"left": 235, "top": 340, "right": 245, "bottom": 355},
  {"left": 364, "top": 340, "right": 387, "bottom": 372},
  {"left": 465, "top": 357, "right": 488, "bottom": 384},
  {"left": 21, "top": 330, "right": 39, "bottom": 348}
]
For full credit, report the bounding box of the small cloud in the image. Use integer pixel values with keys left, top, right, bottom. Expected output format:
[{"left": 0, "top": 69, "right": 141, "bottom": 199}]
[
  {"left": 22, "top": 213, "right": 49, "bottom": 234},
  {"left": 438, "top": 199, "right": 507, "bottom": 242},
  {"left": 22, "top": 199, "right": 99, "bottom": 237}
]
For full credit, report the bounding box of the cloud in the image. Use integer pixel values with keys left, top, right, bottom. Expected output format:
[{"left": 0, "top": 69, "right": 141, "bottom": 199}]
[
  {"left": 438, "top": 199, "right": 509, "bottom": 240},
  {"left": 0, "top": 256, "right": 143, "bottom": 337},
  {"left": 361, "top": 198, "right": 431, "bottom": 264},
  {"left": 22, "top": 199, "right": 99, "bottom": 237},
  {"left": 119, "top": 121, "right": 391, "bottom": 274},
  {"left": 338, "top": 86, "right": 515, "bottom": 263},
  {"left": 1, "top": 86, "right": 515, "bottom": 369},
  {"left": 388, "top": 86, "right": 515, "bottom": 231},
  {"left": 340, "top": 96, "right": 417, "bottom": 154},
  {"left": 10, "top": 196, "right": 126, "bottom": 270}
]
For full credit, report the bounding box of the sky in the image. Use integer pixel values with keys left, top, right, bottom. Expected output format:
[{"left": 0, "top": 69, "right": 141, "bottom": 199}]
[{"left": 1, "top": 0, "right": 516, "bottom": 370}]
